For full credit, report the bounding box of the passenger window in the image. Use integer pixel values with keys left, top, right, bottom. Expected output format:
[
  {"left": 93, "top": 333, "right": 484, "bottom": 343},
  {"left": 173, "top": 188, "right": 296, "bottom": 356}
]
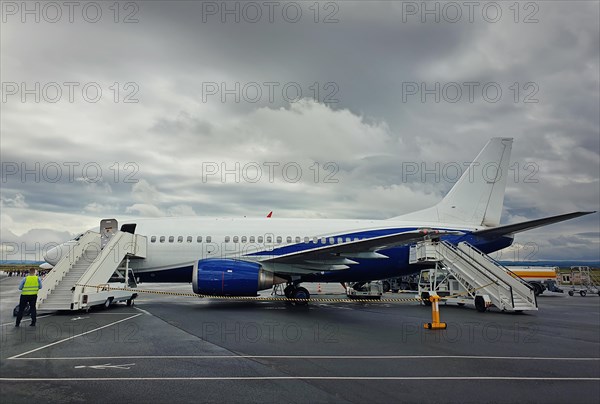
[
  {"left": 197, "top": 236, "right": 202, "bottom": 243},
  {"left": 187, "top": 236, "right": 192, "bottom": 243},
  {"left": 233, "top": 236, "right": 239, "bottom": 243},
  {"left": 346, "top": 237, "right": 351, "bottom": 243},
  {"left": 169, "top": 236, "right": 174, "bottom": 243},
  {"left": 338, "top": 237, "right": 343, "bottom": 244},
  {"left": 241, "top": 236, "right": 247, "bottom": 243},
  {"left": 313, "top": 236, "right": 318, "bottom": 243},
  {"left": 160, "top": 236, "right": 165, "bottom": 243},
  {"left": 295, "top": 236, "right": 301, "bottom": 243},
  {"left": 276, "top": 236, "right": 282, "bottom": 243},
  {"left": 258, "top": 236, "right": 264, "bottom": 243},
  {"left": 286, "top": 236, "right": 292, "bottom": 243},
  {"left": 206, "top": 236, "right": 212, "bottom": 242},
  {"left": 249, "top": 236, "right": 255, "bottom": 243},
  {"left": 329, "top": 237, "right": 335, "bottom": 244},
  {"left": 266, "top": 236, "right": 272, "bottom": 243},
  {"left": 177, "top": 236, "right": 183, "bottom": 243},
  {"left": 151, "top": 236, "right": 156, "bottom": 243},
  {"left": 304, "top": 237, "right": 310, "bottom": 243},
  {"left": 225, "top": 236, "right": 230, "bottom": 243}
]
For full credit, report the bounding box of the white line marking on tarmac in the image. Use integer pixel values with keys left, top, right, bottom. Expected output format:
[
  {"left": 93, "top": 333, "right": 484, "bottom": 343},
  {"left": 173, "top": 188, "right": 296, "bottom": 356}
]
[
  {"left": 8, "top": 313, "right": 142, "bottom": 360},
  {"left": 135, "top": 307, "right": 152, "bottom": 315},
  {"left": 0, "top": 377, "right": 598, "bottom": 381},
  {"left": 1, "top": 312, "right": 136, "bottom": 327},
  {"left": 8, "top": 355, "right": 600, "bottom": 361},
  {"left": 64, "top": 312, "right": 140, "bottom": 315},
  {"left": 74, "top": 363, "right": 136, "bottom": 370},
  {"left": 0, "top": 314, "right": 54, "bottom": 327}
]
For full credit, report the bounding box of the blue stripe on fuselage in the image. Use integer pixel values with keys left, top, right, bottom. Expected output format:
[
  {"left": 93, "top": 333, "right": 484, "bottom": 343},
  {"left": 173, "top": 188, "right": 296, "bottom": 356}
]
[{"left": 247, "top": 227, "right": 421, "bottom": 257}]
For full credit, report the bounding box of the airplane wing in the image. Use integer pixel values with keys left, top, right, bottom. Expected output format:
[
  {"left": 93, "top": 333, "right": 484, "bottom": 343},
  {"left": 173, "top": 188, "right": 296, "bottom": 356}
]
[
  {"left": 472, "top": 211, "right": 595, "bottom": 238},
  {"left": 258, "top": 229, "right": 460, "bottom": 274}
]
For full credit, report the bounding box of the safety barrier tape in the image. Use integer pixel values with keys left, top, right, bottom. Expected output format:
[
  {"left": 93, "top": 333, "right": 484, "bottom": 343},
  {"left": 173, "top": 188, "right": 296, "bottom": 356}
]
[
  {"left": 75, "top": 280, "right": 499, "bottom": 304},
  {"left": 75, "top": 283, "right": 423, "bottom": 304}
]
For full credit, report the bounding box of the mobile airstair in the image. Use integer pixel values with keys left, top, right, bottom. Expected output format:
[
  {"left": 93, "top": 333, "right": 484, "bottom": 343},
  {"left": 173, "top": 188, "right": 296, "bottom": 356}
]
[
  {"left": 37, "top": 219, "right": 147, "bottom": 311},
  {"left": 410, "top": 240, "right": 537, "bottom": 312},
  {"left": 566, "top": 266, "right": 600, "bottom": 297}
]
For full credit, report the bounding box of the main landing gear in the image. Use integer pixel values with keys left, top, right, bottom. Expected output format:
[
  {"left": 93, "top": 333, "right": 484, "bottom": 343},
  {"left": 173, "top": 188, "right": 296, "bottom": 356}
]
[{"left": 283, "top": 284, "right": 310, "bottom": 306}]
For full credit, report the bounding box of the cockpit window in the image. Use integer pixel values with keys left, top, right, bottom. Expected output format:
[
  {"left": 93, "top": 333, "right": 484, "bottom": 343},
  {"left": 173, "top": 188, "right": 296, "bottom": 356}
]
[{"left": 73, "top": 233, "right": 84, "bottom": 241}]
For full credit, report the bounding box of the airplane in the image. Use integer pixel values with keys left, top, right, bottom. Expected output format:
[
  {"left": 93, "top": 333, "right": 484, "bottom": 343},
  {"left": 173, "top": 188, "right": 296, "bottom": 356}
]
[{"left": 43, "top": 138, "right": 594, "bottom": 302}]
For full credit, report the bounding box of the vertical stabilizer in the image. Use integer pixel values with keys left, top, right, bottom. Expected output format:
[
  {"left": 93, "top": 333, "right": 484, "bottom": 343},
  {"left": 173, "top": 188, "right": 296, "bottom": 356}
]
[{"left": 392, "top": 137, "right": 513, "bottom": 227}]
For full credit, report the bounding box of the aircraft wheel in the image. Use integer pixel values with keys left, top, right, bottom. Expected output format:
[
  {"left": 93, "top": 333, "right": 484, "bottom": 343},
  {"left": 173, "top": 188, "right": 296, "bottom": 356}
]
[
  {"left": 568, "top": 290, "right": 574, "bottom": 296},
  {"left": 284, "top": 285, "right": 295, "bottom": 299},
  {"left": 292, "top": 287, "right": 310, "bottom": 306},
  {"left": 532, "top": 283, "right": 542, "bottom": 296},
  {"left": 126, "top": 299, "right": 133, "bottom": 306},
  {"left": 580, "top": 290, "right": 587, "bottom": 297}
]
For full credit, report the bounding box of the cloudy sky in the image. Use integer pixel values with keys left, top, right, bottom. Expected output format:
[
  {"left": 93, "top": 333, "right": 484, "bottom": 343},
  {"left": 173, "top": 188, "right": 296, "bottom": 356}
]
[{"left": 1, "top": 1, "right": 599, "bottom": 262}]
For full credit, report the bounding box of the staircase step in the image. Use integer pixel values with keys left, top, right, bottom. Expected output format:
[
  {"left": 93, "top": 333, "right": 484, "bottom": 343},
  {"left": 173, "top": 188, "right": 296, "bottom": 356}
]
[
  {"left": 44, "top": 299, "right": 73, "bottom": 304},
  {"left": 40, "top": 304, "right": 73, "bottom": 310}
]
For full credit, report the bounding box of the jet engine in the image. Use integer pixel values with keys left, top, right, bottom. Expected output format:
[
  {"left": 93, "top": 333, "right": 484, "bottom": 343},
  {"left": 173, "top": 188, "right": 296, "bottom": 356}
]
[{"left": 192, "top": 259, "right": 285, "bottom": 296}]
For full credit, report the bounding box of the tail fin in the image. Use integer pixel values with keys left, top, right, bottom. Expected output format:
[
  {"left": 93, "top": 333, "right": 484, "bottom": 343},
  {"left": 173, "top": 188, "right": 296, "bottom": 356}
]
[{"left": 392, "top": 137, "right": 513, "bottom": 226}]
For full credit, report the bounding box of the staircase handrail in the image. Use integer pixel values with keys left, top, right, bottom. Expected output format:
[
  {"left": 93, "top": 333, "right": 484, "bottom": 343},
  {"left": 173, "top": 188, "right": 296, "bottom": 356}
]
[
  {"left": 74, "top": 232, "right": 146, "bottom": 298},
  {"left": 456, "top": 242, "right": 535, "bottom": 298},
  {"left": 438, "top": 241, "right": 513, "bottom": 300}
]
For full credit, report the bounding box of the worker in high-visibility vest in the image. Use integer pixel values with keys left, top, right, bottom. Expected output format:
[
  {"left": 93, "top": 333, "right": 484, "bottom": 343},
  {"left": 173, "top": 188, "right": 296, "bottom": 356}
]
[{"left": 15, "top": 268, "right": 42, "bottom": 327}]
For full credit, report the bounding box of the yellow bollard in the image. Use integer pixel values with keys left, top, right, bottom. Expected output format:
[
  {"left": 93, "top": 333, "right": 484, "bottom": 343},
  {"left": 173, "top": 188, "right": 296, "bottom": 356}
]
[{"left": 424, "top": 295, "right": 447, "bottom": 330}]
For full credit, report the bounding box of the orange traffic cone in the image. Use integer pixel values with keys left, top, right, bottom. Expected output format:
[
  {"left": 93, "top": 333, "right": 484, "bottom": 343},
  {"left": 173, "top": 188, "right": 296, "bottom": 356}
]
[{"left": 317, "top": 283, "right": 322, "bottom": 293}]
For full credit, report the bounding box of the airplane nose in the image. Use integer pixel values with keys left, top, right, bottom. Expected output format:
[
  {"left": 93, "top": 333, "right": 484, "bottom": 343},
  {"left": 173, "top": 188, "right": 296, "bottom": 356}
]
[{"left": 43, "top": 244, "right": 63, "bottom": 266}]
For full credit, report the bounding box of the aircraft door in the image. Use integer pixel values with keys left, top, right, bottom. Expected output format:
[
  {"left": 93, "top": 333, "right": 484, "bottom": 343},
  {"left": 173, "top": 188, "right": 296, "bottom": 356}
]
[{"left": 100, "top": 218, "right": 118, "bottom": 249}]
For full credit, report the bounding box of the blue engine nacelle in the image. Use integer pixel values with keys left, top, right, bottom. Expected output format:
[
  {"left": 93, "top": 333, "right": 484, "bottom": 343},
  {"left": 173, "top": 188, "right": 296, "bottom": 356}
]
[{"left": 192, "top": 259, "right": 283, "bottom": 296}]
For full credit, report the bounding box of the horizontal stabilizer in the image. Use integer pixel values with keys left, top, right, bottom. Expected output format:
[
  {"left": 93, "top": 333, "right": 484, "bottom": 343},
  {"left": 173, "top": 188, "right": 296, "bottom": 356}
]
[{"left": 473, "top": 211, "right": 596, "bottom": 238}]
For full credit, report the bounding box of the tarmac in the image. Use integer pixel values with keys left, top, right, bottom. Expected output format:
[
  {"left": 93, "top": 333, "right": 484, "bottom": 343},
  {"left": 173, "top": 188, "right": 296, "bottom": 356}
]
[{"left": 1, "top": 274, "right": 599, "bottom": 403}]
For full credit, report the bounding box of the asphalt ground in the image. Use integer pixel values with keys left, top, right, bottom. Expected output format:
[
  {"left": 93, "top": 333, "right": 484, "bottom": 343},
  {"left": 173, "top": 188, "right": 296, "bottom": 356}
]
[{"left": 0, "top": 274, "right": 599, "bottom": 403}]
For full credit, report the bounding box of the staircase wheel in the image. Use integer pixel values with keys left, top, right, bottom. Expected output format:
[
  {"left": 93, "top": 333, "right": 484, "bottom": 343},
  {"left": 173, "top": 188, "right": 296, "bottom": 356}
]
[
  {"left": 475, "top": 296, "right": 487, "bottom": 313},
  {"left": 104, "top": 297, "right": 113, "bottom": 309},
  {"left": 421, "top": 292, "right": 431, "bottom": 306}
]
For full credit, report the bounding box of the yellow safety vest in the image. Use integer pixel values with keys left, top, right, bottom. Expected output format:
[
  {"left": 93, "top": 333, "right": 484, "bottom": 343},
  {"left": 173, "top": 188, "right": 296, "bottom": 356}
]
[{"left": 22, "top": 276, "right": 40, "bottom": 295}]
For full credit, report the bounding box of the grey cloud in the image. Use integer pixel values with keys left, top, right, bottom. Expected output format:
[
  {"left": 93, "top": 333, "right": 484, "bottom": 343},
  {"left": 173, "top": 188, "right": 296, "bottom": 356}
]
[{"left": 1, "top": 1, "right": 598, "bottom": 261}]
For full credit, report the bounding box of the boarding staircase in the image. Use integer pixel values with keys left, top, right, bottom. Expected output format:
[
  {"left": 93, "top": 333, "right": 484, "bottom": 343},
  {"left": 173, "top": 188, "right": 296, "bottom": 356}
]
[
  {"left": 410, "top": 240, "right": 537, "bottom": 312},
  {"left": 38, "top": 230, "right": 146, "bottom": 310}
]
